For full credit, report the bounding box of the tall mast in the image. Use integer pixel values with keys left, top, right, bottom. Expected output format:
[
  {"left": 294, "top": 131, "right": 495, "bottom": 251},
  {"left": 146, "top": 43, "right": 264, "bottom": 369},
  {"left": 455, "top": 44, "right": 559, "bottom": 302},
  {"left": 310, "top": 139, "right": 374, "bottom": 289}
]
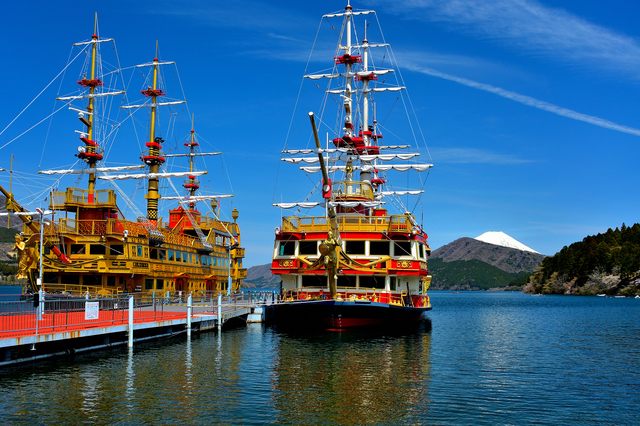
[
  {"left": 183, "top": 114, "right": 200, "bottom": 211},
  {"left": 141, "top": 42, "right": 166, "bottom": 224}
]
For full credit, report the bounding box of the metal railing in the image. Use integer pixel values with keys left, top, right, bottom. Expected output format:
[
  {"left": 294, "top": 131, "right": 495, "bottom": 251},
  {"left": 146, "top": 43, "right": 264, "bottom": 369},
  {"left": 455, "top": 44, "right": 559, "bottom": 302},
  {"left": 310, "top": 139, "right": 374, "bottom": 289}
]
[
  {"left": 0, "top": 292, "right": 261, "bottom": 338},
  {"left": 282, "top": 214, "right": 412, "bottom": 233}
]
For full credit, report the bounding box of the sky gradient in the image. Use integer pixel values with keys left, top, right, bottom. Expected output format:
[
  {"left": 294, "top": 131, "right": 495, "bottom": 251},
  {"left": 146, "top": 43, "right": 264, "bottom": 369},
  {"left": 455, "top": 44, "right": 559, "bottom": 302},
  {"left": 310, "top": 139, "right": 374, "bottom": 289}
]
[{"left": 1, "top": 0, "right": 639, "bottom": 267}]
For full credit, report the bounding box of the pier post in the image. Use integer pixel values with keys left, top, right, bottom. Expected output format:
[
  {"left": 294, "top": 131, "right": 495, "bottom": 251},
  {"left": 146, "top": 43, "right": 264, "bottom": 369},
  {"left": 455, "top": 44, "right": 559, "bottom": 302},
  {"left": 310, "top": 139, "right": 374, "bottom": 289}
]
[
  {"left": 217, "top": 292, "right": 222, "bottom": 328},
  {"left": 128, "top": 296, "right": 134, "bottom": 348},
  {"left": 187, "top": 294, "right": 192, "bottom": 338}
]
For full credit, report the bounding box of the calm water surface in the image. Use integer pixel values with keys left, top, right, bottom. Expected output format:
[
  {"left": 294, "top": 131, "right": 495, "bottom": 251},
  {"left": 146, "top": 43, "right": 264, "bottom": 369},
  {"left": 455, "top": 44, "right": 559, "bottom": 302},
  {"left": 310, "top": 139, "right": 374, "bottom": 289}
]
[{"left": 0, "top": 288, "right": 639, "bottom": 425}]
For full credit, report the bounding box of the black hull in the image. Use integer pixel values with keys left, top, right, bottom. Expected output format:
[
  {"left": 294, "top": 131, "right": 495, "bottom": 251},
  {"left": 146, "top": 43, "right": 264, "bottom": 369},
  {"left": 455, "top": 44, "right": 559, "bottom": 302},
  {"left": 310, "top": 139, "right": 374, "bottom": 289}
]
[{"left": 266, "top": 299, "right": 431, "bottom": 330}]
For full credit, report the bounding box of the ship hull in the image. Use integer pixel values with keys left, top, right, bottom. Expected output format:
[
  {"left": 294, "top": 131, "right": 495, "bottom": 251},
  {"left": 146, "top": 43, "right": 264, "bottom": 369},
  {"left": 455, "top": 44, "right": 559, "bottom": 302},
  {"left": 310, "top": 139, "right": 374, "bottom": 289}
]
[{"left": 267, "top": 299, "right": 431, "bottom": 330}]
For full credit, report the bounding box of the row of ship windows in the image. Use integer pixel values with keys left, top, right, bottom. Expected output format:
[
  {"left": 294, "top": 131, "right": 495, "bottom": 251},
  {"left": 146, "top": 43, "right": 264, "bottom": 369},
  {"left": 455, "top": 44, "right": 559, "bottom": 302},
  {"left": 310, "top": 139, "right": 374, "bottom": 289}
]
[
  {"left": 42, "top": 275, "right": 214, "bottom": 291},
  {"left": 276, "top": 240, "right": 429, "bottom": 259},
  {"left": 57, "top": 244, "right": 232, "bottom": 268}
]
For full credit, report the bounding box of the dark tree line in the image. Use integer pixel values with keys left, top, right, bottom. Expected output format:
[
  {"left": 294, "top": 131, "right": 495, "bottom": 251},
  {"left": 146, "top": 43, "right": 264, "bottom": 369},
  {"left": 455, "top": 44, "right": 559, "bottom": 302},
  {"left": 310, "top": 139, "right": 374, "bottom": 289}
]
[{"left": 537, "top": 223, "right": 640, "bottom": 286}]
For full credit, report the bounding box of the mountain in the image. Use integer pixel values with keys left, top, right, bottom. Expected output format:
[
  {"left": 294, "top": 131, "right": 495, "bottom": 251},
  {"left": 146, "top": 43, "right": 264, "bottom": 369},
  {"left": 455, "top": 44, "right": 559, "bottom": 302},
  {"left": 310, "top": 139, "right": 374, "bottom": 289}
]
[
  {"left": 428, "top": 236, "right": 546, "bottom": 290},
  {"left": 431, "top": 237, "right": 546, "bottom": 274},
  {"left": 475, "top": 231, "right": 539, "bottom": 254},
  {"left": 244, "top": 263, "right": 280, "bottom": 289}
]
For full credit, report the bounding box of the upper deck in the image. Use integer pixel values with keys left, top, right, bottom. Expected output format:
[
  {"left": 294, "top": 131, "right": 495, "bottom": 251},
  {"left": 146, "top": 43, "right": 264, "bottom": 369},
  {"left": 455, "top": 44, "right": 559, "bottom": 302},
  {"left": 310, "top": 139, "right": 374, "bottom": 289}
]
[{"left": 281, "top": 214, "right": 414, "bottom": 234}]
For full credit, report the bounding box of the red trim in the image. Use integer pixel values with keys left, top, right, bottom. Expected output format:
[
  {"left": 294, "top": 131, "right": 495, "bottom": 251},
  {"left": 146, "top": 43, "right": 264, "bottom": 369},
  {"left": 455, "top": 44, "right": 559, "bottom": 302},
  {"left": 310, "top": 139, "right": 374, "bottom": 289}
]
[
  {"left": 145, "top": 142, "right": 162, "bottom": 149},
  {"left": 80, "top": 137, "right": 98, "bottom": 147},
  {"left": 141, "top": 88, "right": 165, "bottom": 97},
  {"left": 78, "top": 152, "right": 103, "bottom": 161},
  {"left": 77, "top": 79, "right": 104, "bottom": 87},
  {"left": 141, "top": 156, "right": 166, "bottom": 164}
]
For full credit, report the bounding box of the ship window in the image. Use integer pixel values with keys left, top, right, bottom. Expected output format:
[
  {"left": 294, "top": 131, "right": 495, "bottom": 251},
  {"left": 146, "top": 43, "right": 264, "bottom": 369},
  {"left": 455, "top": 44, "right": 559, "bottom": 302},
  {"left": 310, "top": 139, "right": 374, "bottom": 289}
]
[
  {"left": 299, "top": 241, "right": 318, "bottom": 255},
  {"left": 345, "top": 241, "right": 365, "bottom": 255},
  {"left": 159, "top": 250, "right": 166, "bottom": 261},
  {"left": 43, "top": 273, "right": 58, "bottom": 284},
  {"left": 145, "top": 279, "right": 154, "bottom": 290},
  {"left": 393, "top": 241, "right": 411, "bottom": 257},
  {"left": 137, "top": 246, "right": 143, "bottom": 257},
  {"left": 278, "top": 241, "right": 295, "bottom": 256},
  {"left": 193, "top": 254, "right": 199, "bottom": 264},
  {"left": 110, "top": 244, "right": 124, "bottom": 255},
  {"left": 182, "top": 252, "right": 188, "bottom": 263},
  {"left": 168, "top": 250, "right": 175, "bottom": 261},
  {"left": 150, "top": 248, "right": 158, "bottom": 259},
  {"left": 156, "top": 279, "right": 164, "bottom": 289},
  {"left": 84, "top": 275, "right": 101, "bottom": 287},
  {"left": 61, "top": 274, "right": 80, "bottom": 285},
  {"left": 107, "top": 276, "right": 116, "bottom": 287},
  {"left": 175, "top": 252, "right": 182, "bottom": 262},
  {"left": 90, "top": 244, "right": 106, "bottom": 255},
  {"left": 369, "top": 241, "right": 390, "bottom": 256},
  {"left": 390, "top": 276, "right": 397, "bottom": 291},
  {"left": 359, "top": 275, "right": 385, "bottom": 290},
  {"left": 337, "top": 275, "right": 356, "bottom": 288},
  {"left": 70, "top": 244, "right": 85, "bottom": 255},
  {"left": 302, "top": 275, "right": 326, "bottom": 287}
]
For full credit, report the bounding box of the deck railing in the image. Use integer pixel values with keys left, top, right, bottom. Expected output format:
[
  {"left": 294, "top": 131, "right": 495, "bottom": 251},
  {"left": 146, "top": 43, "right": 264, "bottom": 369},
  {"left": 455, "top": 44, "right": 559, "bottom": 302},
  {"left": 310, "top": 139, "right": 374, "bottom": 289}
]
[
  {"left": 283, "top": 286, "right": 410, "bottom": 306},
  {"left": 282, "top": 214, "right": 413, "bottom": 233}
]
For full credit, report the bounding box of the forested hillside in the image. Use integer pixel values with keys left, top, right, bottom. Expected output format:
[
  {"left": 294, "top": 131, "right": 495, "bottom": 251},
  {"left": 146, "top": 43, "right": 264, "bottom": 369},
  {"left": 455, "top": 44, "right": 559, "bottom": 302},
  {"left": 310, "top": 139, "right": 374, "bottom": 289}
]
[{"left": 525, "top": 224, "right": 640, "bottom": 295}]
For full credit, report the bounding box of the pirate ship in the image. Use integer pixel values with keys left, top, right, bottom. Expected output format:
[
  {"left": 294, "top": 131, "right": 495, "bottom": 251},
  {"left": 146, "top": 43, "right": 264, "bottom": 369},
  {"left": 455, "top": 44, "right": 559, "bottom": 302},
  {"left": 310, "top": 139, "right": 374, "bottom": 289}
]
[
  {"left": 269, "top": 3, "right": 432, "bottom": 329},
  {"left": 1, "top": 25, "right": 246, "bottom": 297}
]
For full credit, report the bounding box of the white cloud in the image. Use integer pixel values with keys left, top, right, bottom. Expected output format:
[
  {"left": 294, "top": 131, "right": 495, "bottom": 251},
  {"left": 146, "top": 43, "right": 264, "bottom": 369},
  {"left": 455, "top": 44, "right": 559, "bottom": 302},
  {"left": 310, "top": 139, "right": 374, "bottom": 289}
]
[
  {"left": 407, "top": 65, "right": 640, "bottom": 137},
  {"left": 377, "top": 0, "right": 640, "bottom": 77},
  {"left": 430, "top": 147, "right": 530, "bottom": 164}
]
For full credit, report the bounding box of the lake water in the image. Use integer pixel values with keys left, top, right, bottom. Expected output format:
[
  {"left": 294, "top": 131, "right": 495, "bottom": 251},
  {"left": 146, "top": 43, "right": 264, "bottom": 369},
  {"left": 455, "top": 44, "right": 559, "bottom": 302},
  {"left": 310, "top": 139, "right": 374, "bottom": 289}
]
[{"left": 0, "top": 288, "right": 639, "bottom": 425}]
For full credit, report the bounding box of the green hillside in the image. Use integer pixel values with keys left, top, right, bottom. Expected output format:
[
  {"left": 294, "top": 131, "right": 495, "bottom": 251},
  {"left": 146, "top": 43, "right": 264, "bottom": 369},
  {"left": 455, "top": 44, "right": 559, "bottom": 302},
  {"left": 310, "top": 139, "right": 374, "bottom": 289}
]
[
  {"left": 428, "top": 258, "right": 527, "bottom": 291},
  {"left": 525, "top": 223, "right": 640, "bottom": 295},
  {"left": 0, "top": 227, "right": 19, "bottom": 243}
]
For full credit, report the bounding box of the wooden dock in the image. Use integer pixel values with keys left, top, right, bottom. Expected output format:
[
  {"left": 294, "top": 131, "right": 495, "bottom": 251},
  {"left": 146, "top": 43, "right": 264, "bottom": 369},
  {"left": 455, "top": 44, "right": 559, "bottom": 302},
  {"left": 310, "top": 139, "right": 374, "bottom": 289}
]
[{"left": 0, "top": 292, "right": 274, "bottom": 366}]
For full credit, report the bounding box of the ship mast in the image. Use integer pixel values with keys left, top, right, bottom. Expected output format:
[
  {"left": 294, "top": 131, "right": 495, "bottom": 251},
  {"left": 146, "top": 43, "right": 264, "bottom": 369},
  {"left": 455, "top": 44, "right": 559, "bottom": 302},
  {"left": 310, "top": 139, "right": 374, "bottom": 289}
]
[
  {"left": 310, "top": 112, "right": 339, "bottom": 299},
  {"left": 141, "top": 43, "right": 166, "bottom": 225},
  {"left": 184, "top": 114, "right": 200, "bottom": 211}
]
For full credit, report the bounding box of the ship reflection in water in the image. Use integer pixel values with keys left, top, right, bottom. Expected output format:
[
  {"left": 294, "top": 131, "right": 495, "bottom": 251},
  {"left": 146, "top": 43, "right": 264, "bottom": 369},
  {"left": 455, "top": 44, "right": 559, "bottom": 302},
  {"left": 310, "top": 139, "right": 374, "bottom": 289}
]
[{"left": 269, "top": 320, "right": 432, "bottom": 424}]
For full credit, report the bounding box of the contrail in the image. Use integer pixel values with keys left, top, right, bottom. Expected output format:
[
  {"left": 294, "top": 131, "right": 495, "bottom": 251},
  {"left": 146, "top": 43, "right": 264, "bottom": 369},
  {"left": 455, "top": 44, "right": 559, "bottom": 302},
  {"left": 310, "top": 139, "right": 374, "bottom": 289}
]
[{"left": 412, "top": 66, "right": 640, "bottom": 137}]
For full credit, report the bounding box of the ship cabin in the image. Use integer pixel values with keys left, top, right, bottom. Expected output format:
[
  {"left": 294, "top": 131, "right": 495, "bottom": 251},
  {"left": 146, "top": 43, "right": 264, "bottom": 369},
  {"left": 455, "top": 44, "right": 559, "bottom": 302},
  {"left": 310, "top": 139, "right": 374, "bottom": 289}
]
[
  {"left": 272, "top": 178, "right": 431, "bottom": 308},
  {"left": 20, "top": 187, "right": 246, "bottom": 298}
]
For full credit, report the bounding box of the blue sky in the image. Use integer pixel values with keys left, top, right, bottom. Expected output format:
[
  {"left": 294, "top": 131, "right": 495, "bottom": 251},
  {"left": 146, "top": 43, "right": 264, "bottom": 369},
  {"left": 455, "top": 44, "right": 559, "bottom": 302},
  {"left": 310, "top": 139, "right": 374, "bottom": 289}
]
[{"left": 1, "top": 0, "right": 639, "bottom": 267}]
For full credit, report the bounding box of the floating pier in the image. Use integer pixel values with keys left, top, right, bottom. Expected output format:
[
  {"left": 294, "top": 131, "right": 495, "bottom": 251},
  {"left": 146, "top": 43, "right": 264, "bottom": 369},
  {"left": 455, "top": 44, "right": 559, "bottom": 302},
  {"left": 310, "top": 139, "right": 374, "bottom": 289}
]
[{"left": 0, "top": 292, "right": 275, "bottom": 366}]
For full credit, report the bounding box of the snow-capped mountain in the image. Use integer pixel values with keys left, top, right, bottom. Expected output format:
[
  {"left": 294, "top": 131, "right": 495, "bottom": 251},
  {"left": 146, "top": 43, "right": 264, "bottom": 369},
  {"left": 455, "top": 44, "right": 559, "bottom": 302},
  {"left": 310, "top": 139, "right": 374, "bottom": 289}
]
[{"left": 475, "top": 231, "right": 539, "bottom": 254}]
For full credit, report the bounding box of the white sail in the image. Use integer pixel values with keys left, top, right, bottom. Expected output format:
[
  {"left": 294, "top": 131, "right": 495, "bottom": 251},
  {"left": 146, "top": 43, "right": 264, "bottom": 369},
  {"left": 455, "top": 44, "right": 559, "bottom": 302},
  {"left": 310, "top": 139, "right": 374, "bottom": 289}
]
[
  {"left": 305, "top": 69, "right": 393, "bottom": 80},
  {"left": 121, "top": 101, "right": 185, "bottom": 109},
  {"left": 378, "top": 190, "right": 424, "bottom": 196},
  {"left": 163, "top": 194, "right": 233, "bottom": 201},
  {"left": 0, "top": 210, "right": 53, "bottom": 217},
  {"left": 273, "top": 202, "right": 321, "bottom": 209},
  {"left": 57, "top": 91, "right": 125, "bottom": 101},
  {"left": 134, "top": 61, "right": 175, "bottom": 68},
  {"left": 300, "top": 164, "right": 432, "bottom": 173},
  {"left": 329, "top": 201, "right": 382, "bottom": 208},
  {"left": 39, "top": 165, "right": 144, "bottom": 175},
  {"left": 73, "top": 38, "right": 114, "bottom": 46},
  {"left": 327, "top": 87, "right": 405, "bottom": 94},
  {"left": 323, "top": 10, "right": 375, "bottom": 18},
  {"left": 163, "top": 152, "right": 221, "bottom": 158},
  {"left": 282, "top": 146, "right": 410, "bottom": 155},
  {"left": 98, "top": 171, "right": 207, "bottom": 181}
]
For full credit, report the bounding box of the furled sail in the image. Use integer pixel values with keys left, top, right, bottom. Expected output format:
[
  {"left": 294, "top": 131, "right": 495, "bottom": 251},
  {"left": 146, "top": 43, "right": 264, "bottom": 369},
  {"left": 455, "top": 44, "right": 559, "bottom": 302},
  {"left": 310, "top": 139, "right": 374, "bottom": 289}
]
[{"left": 98, "top": 171, "right": 206, "bottom": 181}]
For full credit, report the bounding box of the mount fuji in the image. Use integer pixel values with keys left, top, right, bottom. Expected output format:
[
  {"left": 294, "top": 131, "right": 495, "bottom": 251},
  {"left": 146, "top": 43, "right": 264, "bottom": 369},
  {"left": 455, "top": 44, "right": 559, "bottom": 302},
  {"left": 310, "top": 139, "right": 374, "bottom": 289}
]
[{"left": 474, "top": 231, "right": 540, "bottom": 254}]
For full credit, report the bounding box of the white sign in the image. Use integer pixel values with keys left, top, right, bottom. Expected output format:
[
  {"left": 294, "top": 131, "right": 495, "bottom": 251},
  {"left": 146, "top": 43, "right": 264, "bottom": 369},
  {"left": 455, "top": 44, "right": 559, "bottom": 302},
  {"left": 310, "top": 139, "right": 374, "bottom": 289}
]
[{"left": 85, "top": 301, "right": 99, "bottom": 320}]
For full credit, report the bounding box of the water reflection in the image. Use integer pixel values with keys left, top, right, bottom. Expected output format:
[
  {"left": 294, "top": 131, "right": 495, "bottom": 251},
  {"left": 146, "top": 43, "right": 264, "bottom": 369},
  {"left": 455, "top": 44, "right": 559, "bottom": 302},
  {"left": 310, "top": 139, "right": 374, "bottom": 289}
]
[{"left": 270, "top": 320, "right": 433, "bottom": 424}]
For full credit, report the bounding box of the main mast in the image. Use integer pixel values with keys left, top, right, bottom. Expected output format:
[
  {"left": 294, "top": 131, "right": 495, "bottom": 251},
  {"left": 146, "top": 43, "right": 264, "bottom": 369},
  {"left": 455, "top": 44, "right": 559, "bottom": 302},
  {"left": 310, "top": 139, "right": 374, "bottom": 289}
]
[{"left": 141, "top": 52, "right": 166, "bottom": 224}]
